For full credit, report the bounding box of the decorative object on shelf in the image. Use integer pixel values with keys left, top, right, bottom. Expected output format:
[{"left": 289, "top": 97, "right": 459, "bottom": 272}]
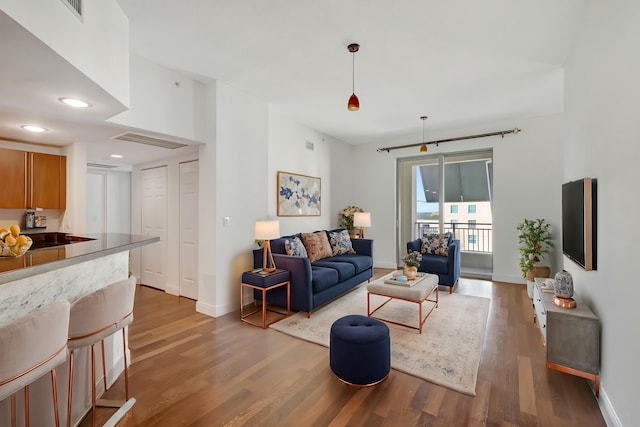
[
  {"left": 517, "top": 218, "right": 554, "bottom": 280},
  {"left": 353, "top": 212, "right": 371, "bottom": 238},
  {"left": 277, "top": 171, "right": 321, "bottom": 216},
  {"left": 338, "top": 205, "right": 363, "bottom": 237},
  {"left": 420, "top": 116, "right": 429, "bottom": 153},
  {"left": 255, "top": 220, "right": 280, "bottom": 273},
  {"left": 553, "top": 270, "right": 576, "bottom": 308},
  {"left": 402, "top": 251, "right": 422, "bottom": 280},
  {"left": 347, "top": 43, "right": 360, "bottom": 111},
  {"left": 0, "top": 224, "right": 32, "bottom": 257}
]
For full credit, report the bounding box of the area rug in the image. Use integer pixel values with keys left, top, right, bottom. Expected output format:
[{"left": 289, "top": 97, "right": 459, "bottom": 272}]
[{"left": 269, "top": 283, "right": 490, "bottom": 396}]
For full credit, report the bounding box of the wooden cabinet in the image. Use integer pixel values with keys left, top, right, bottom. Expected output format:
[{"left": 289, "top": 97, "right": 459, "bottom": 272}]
[
  {"left": 0, "top": 148, "right": 28, "bottom": 208},
  {"left": 27, "top": 152, "right": 66, "bottom": 209},
  {"left": 0, "top": 149, "right": 66, "bottom": 210},
  {"left": 532, "top": 278, "right": 600, "bottom": 396}
]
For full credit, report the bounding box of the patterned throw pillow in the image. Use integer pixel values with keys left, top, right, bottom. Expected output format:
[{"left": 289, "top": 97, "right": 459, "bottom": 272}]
[
  {"left": 420, "top": 233, "right": 451, "bottom": 256},
  {"left": 328, "top": 230, "right": 356, "bottom": 256},
  {"left": 284, "top": 236, "right": 308, "bottom": 257},
  {"left": 301, "top": 231, "right": 333, "bottom": 262}
]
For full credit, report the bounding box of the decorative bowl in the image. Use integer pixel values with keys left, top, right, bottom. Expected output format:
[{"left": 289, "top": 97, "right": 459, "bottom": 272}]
[{"left": 0, "top": 237, "right": 33, "bottom": 258}]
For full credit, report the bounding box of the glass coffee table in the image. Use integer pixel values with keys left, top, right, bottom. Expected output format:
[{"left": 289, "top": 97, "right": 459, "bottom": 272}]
[{"left": 366, "top": 271, "right": 439, "bottom": 334}]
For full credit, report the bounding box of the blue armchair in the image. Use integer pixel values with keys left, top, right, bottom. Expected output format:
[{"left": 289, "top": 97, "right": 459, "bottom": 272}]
[{"left": 406, "top": 239, "right": 461, "bottom": 293}]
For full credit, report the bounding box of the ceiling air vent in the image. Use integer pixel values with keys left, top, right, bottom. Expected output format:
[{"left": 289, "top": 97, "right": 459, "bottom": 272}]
[
  {"left": 87, "top": 163, "right": 118, "bottom": 169},
  {"left": 112, "top": 132, "right": 189, "bottom": 150},
  {"left": 60, "top": 0, "right": 83, "bottom": 20}
]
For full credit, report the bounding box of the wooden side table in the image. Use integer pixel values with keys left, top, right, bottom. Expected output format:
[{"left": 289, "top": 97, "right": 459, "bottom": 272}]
[{"left": 241, "top": 269, "right": 290, "bottom": 328}]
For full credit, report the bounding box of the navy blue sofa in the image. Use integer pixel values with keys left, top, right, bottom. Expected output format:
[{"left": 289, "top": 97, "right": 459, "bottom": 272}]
[
  {"left": 253, "top": 229, "right": 373, "bottom": 317},
  {"left": 406, "top": 238, "right": 461, "bottom": 293}
]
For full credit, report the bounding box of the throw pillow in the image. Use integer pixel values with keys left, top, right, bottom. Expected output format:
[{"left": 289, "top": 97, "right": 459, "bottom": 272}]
[
  {"left": 420, "top": 233, "right": 451, "bottom": 256},
  {"left": 284, "top": 236, "right": 308, "bottom": 257},
  {"left": 328, "top": 229, "right": 356, "bottom": 256},
  {"left": 301, "top": 231, "right": 333, "bottom": 262}
]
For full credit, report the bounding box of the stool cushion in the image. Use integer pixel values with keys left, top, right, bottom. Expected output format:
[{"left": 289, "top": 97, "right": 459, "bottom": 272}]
[
  {"left": 68, "top": 277, "right": 136, "bottom": 349},
  {"left": 330, "top": 314, "right": 390, "bottom": 386},
  {"left": 0, "top": 300, "right": 70, "bottom": 400}
]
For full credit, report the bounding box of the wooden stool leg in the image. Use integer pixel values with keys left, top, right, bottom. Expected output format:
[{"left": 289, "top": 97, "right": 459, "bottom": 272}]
[
  {"left": 10, "top": 394, "right": 16, "bottom": 427},
  {"left": 67, "top": 350, "right": 74, "bottom": 427},
  {"left": 101, "top": 340, "right": 108, "bottom": 391},
  {"left": 91, "top": 344, "right": 96, "bottom": 427},
  {"left": 51, "top": 368, "right": 60, "bottom": 427},
  {"left": 123, "top": 328, "right": 130, "bottom": 400},
  {"left": 24, "top": 385, "right": 29, "bottom": 427}
]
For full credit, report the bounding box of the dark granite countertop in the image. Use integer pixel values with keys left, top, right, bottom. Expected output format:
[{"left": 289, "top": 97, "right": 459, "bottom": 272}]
[{"left": 0, "top": 233, "right": 159, "bottom": 285}]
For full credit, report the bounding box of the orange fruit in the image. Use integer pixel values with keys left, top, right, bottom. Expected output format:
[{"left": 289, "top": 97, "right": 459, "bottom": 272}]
[
  {"left": 16, "top": 235, "right": 28, "bottom": 245},
  {"left": 11, "top": 245, "right": 20, "bottom": 254},
  {"left": 4, "top": 235, "right": 16, "bottom": 245},
  {"left": 0, "top": 228, "right": 7, "bottom": 233},
  {"left": 10, "top": 224, "right": 20, "bottom": 237}
]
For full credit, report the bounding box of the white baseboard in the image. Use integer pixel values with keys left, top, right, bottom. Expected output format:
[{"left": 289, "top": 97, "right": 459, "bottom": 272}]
[
  {"left": 597, "top": 385, "right": 622, "bottom": 427},
  {"left": 490, "top": 273, "right": 524, "bottom": 284},
  {"left": 165, "top": 284, "right": 179, "bottom": 296},
  {"left": 196, "top": 300, "right": 216, "bottom": 317}
]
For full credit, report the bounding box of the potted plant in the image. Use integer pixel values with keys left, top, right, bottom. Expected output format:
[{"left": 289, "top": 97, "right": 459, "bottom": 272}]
[
  {"left": 338, "top": 205, "right": 363, "bottom": 237},
  {"left": 517, "top": 218, "right": 554, "bottom": 282},
  {"left": 401, "top": 251, "right": 422, "bottom": 280}
]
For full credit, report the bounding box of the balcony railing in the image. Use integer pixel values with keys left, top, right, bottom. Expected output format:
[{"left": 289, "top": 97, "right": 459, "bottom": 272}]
[{"left": 415, "top": 221, "right": 493, "bottom": 253}]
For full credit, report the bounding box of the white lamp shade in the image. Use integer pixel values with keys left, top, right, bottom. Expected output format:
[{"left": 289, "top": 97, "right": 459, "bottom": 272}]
[
  {"left": 255, "top": 220, "right": 280, "bottom": 240},
  {"left": 353, "top": 212, "right": 371, "bottom": 228}
]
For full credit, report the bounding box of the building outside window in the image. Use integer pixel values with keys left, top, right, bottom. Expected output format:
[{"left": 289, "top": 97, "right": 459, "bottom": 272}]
[
  {"left": 468, "top": 204, "right": 477, "bottom": 214},
  {"left": 468, "top": 235, "right": 477, "bottom": 244},
  {"left": 451, "top": 205, "right": 459, "bottom": 214},
  {"left": 469, "top": 219, "right": 476, "bottom": 229}
]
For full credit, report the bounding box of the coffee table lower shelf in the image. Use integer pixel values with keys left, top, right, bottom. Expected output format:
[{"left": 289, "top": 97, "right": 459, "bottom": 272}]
[{"left": 366, "top": 273, "right": 439, "bottom": 334}]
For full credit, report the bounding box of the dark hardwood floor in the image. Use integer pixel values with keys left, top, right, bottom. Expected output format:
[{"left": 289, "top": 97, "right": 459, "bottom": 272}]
[{"left": 82, "top": 269, "right": 605, "bottom": 426}]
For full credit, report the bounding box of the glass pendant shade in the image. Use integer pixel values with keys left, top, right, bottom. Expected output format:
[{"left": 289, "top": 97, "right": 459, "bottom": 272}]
[
  {"left": 348, "top": 93, "right": 360, "bottom": 111},
  {"left": 420, "top": 144, "right": 428, "bottom": 153}
]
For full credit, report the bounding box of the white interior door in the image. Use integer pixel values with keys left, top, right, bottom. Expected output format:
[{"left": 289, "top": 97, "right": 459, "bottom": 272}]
[
  {"left": 179, "top": 161, "right": 199, "bottom": 300},
  {"left": 141, "top": 166, "right": 167, "bottom": 290}
]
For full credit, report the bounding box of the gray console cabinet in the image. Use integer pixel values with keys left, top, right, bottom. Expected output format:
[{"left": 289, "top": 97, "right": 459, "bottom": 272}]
[{"left": 532, "top": 278, "right": 600, "bottom": 397}]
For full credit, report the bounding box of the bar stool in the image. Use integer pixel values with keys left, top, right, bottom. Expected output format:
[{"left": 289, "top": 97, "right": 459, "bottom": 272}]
[
  {"left": 0, "top": 300, "right": 71, "bottom": 427},
  {"left": 67, "top": 277, "right": 136, "bottom": 427}
]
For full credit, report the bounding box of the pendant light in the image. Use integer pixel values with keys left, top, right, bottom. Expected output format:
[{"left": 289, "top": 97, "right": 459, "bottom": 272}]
[
  {"left": 347, "top": 43, "right": 360, "bottom": 111},
  {"left": 420, "top": 116, "right": 428, "bottom": 152}
]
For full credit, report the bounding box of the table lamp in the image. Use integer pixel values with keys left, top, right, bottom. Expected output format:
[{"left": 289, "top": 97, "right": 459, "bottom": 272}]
[
  {"left": 255, "top": 220, "right": 280, "bottom": 272},
  {"left": 353, "top": 212, "right": 371, "bottom": 238}
]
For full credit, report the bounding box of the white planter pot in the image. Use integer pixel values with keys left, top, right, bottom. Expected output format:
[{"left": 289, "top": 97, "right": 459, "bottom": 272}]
[{"left": 526, "top": 280, "right": 535, "bottom": 299}]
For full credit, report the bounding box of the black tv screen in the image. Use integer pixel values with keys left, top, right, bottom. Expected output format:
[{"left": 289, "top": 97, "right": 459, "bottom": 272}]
[{"left": 562, "top": 178, "right": 597, "bottom": 270}]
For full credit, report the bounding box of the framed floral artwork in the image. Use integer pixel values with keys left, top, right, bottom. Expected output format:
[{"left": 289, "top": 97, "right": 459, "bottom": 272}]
[{"left": 277, "top": 171, "right": 321, "bottom": 216}]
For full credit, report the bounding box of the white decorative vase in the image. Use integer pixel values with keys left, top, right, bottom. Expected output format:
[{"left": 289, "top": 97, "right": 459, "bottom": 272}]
[
  {"left": 554, "top": 270, "right": 574, "bottom": 298},
  {"left": 404, "top": 266, "right": 417, "bottom": 280}
]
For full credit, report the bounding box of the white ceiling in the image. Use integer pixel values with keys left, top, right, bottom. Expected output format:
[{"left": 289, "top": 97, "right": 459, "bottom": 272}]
[{"left": 0, "top": 1, "right": 588, "bottom": 167}]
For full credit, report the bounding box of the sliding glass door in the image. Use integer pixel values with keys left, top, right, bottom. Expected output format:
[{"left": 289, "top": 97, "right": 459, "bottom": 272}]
[{"left": 397, "top": 150, "right": 493, "bottom": 271}]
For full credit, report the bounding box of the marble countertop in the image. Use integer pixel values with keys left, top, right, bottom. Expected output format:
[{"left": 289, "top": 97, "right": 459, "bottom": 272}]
[{"left": 0, "top": 233, "right": 159, "bottom": 285}]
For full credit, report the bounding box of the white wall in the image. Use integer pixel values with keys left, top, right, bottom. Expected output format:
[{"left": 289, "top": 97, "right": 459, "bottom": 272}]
[
  {"left": 109, "top": 54, "right": 207, "bottom": 142},
  {"left": 267, "top": 107, "right": 354, "bottom": 235},
  {"left": 352, "top": 114, "right": 565, "bottom": 279},
  {"left": 563, "top": 2, "right": 640, "bottom": 425},
  {"left": 0, "top": 0, "right": 130, "bottom": 106}
]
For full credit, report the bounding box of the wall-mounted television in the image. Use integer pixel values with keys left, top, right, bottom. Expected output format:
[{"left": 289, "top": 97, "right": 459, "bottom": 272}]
[{"left": 562, "top": 177, "right": 597, "bottom": 270}]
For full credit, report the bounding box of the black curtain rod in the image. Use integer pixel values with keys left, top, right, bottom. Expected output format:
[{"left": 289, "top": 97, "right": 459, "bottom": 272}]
[{"left": 376, "top": 128, "right": 521, "bottom": 153}]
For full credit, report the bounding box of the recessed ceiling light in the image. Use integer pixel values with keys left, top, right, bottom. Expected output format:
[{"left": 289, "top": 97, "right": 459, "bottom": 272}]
[
  {"left": 110, "top": 154, "right": 123, "bottom": 159},
  {"left": 21, "top": 125, "right": 47, "bottom": 133},
  {"left": 59, "top": 97, "right": 91, "bottom": 108}
]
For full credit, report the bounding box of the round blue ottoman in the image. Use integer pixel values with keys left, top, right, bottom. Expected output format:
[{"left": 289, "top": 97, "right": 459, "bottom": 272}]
[{"left": 330, "top": 314, "right": 390, "bottom": 386}]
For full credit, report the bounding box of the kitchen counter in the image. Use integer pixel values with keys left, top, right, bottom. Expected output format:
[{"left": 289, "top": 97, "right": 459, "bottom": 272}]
[
  {"left": 0, "top": 233, "right": 159, "bottom": 425},
  {"left": 0, "top": 233, "right": 158, "bottom": 285}
]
